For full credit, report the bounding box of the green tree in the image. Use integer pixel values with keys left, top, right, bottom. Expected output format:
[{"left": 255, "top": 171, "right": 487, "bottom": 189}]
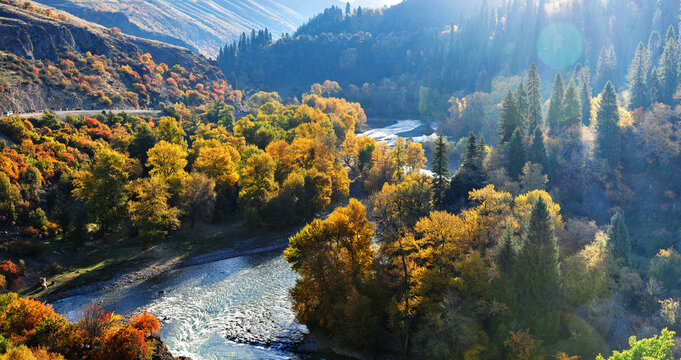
[
  {"left": 73, "top": 149, "right": 129, "bottom": 232},
  {"left": 648, "top": 67, "right": 662, "bottom": 104},
  {"left": 431, "top": 133, "right": 449, "bottom": 209},
  {"left": 528, "top": 127, "right": 548, "bottom": 171},
  {"left": 507, "top": 128, "right": 526, "bottom": 180},
  {"left": 563, "top": 79, "right": 582, "bottom": 127},
  {"left": 658, "top": 26, "right": 678, "bottom": 105},
  {"left": 516, "top": 81, "right": 529, "bottom": 126},
  {"left": 579, "top": 67, "right": 593, "bottom": 126},
  {"left": 596, "top": 329, "right": 675, "bottom": 360},
  {"left": 516, "top": 197, "right": 561, "bottom": 338},
  {"left": 608, "top": 212, "right": 631, "bottom": 266},
  {"left": 546, "top": 72, "right": 564, "bottom": 127},
  {"left": 128, "top": 121, "right": 156, "bottom": 170},
  {"left": 628, "top": 42, "right": 650, "bottom": 110},
  {"left": 449, "top": 133, "right": 486, "bottom": 206},
  {"left": 526, "top": 63, "right": 543, "bottom": 131},
  {"left": 596, "top": 82, "right": 622, "bottom": 168},
  {"left": 491, "top": 226, "right": 518, "bottom": 330},
  {"left": 500, "top": 90, "right": 522, "bottom": 142}
]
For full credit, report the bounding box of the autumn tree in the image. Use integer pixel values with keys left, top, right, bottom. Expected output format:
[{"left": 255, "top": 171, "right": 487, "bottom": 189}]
[
  {"left": 515, "top": 197, "right": 561, "bottom": 338},
  {"left": 128, "top": 176, "right": 181, "bottom": 246},
  {"left": 285, "top": 199, "right": 375, "bottom": 334},
  {"left": 73, "top": 149, "right": 129, "bottom": 232},
  {"left": 404, "top": 140, "right": 427, "bottom": 175},
  {"left": 238, "top": 152, "right": 277, "bottom": 225},
  {"left": 147, "top": 141, "right": 188, "bottom": 179},
  {"left": 596, "top": 82, "right": 622, "bottom": 168},
  {"left": 156, "top": 117, "right": 187, "bottom": 148},
  {"left": 182, "top": 172, "right": 217, "bottom": 227}
]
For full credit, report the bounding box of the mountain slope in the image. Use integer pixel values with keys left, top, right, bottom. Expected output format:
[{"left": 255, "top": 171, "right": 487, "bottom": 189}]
[{"left": 0, "top": 1, "right": 233, "bottom": 112}]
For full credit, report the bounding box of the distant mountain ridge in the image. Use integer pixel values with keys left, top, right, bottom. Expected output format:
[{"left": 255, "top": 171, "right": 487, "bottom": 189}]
[
  {"left": 0, "top": 0, "right": 233, "bottom": 112},
  {"left": 30, "top": 0, "right": 386, "bottom": 57}
]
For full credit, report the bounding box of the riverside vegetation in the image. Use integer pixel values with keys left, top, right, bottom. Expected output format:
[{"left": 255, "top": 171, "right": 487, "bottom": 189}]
[{"left": 1, "top": 0, "right": 681, "bottom": 359}]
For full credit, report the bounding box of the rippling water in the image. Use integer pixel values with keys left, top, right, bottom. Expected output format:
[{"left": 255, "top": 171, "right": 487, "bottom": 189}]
[
  {"left": 52, "top": 251, "right": 313, "bottom": 360},
  {"left": 358, "top": 119, "right": 432, "bottom": 145}
]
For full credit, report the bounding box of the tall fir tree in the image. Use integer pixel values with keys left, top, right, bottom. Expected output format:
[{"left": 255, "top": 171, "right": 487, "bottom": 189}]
[
  {"left": 596, "top": 45, "right": 618, "bottom": 91},
  {"left": 507, "top": 128, "right": 526, "bottom": 180},
  {"left": 578, "top": 67, "right": 593, "bottom": 126},
  {"left": 516, "top": 197, "right": 561, "bottom": 338},
  {"left": 449, "top": 133, "right": 486, "bottom": 207},
  {"left": 546, "top": 72, "right": 565, "bottom": 127},
  {"left": 516, "top": 81, "right": 529, "bottom": 127},
  {"left": 432, "top": 133, "right": 450, "bottom": 209},
  {"left": 527, "top": 63, "right": 543, "bottom": 131},
  {"left": 563, "top": 79, "right": 582, "bottom": 127},
  {"left": 596, "top": 81, "right": 622, "bottom": 168},
  {"left": 499, "top": 90, "right": 522, "bottom": 143},
  {"left": 491, "top": 226, "right": 518, "bottom": 330},
  {"left": 649, "top": 66, "right": 662, "bottom": 104},
  {"left": 528, "top": 127, "right": 548, "bottom": 172},
  {"left": 608, "top": 212, "right": 631, "bottom": 266},
  {"left": 658, "top": 26, "right": 678, "bottom": 105},
  {"left": 628, "top": 42, "right": 650, "bottom": 110}
]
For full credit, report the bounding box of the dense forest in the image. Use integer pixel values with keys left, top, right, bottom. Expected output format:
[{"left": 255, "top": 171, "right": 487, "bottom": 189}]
[
  {"left": 218, "top": 0, "right": 679, "bottom": 119},
  {"left": 1, "top": 0, "right": 681, "bottom": 359}
]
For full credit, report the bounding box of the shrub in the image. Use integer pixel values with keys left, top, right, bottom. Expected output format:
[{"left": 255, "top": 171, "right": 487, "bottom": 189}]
[
  {"left": 96, "top": 326, "right": 148, "bottom": 360},
  {"left": 127, "top": 310, "right": 160, "bottom": 336},
  {"left": 649, "top": 248, "right": 681, "bottom": 290},
  {"left": 0, "top": 261, "right": 22, "bottom": 285}
]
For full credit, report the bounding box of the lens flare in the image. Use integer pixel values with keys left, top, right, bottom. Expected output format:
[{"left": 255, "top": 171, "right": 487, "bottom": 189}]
[{"left": 537, "top": 23, "right": 584, "bottom": 69}]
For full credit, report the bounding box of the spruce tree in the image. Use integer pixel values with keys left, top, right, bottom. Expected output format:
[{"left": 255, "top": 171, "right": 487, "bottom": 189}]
[
  {"left": 628, "top": 42, "right": 650, "bottom": 110},
  {"left": 526, "top": 63, "right": 543, "bottom": 131},
  {"left": 579, "top": 67, "right": 593, "bottom": 126},
  {"left": 649, "top": 67, "right": 662, "bottom": 104},
  {"left": 432, "top": 133, "right": 450, "bottom": 209},
  {"left": 491, "top": 226, "right": 517, "bottom": 327},
  {"left": 596, "top": 81, "right": 622, "bottom": 168},
  {"left": 608, "top": 212, "right": 631, "bottom": 266},
  {"left": 499, "top": 90, "right": 521, "bottom": 143},
  {"left": 516, "top": 197, "right": 561, "bottom": 338},
  {"left": 658, "top": 26, "right": 678, "bottom": 105},
  {"left": 528, "top": 127, "right": 548, "bottom": 171},
  {"left": 547, "top": 72, "right": 565, "bottom": 127},
  {"left": 450, "top": 133, "right": 486, "bottom": 207},
  {"left": 563, "top": 79, "right": 582, "bottom": 127},
  {"left": 596, "top": 46, "right": 618, "bottom": 91},
  {"left": 507, "top": 128, "right": 526, "bottom": 180},
  {"left": 516, "top": 81, "right": 529, "bottom": 127}
]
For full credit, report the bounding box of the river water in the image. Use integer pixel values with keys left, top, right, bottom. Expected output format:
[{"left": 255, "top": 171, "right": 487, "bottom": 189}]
[{"left": 51, "top": 119, "right": 429, "bottom": 360}]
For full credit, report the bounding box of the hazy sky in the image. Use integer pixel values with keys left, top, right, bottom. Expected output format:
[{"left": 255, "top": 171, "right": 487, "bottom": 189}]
[{"left": 348, "top": 0, "right": 403, "bottom": 7}]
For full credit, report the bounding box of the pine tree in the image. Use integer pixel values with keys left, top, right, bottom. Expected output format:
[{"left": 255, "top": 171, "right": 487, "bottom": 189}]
[
  {"left": 546, "top": 72, "right": 565, "bottom": 127},
  {"left": 596, "top": 46, "right": 618, "bottom": 91},
  {"left": 526, "top": 63, "right": 543, "bottom": 131},
  {"left": 608, "top": 212, "right": 631, "bottom": 266},
  {"left": 449, "top": 133, "right": 486, "bottom": 207},
  {"left": 516, "top": 81, "right": 529, "bottom": 127},
  {"left": 649, "top": 66, "right": 662, "bottom": 104},
  {"left": 491, "top": 226, "right": 517, "bottom": 327},
  {"left": 516, "top": 197, "right": 561, "bottom": 338},
  {"left": 658, "top": 26, "right": 678, "bottom": 105},
  {"left": 578, "top": 67, "right": 593, "bottom": 126},
  {"left": 432, "top": 133, "right": 450, "bottom": 209},
  {"left": 563, "top": 79, "right": 582, "bottom": 127},
  {"left": 499, "top": 90, "right": 522, "bottom": 142},
  {"left": 507, "top": 128, "right": 526, "bottom": 180},
  {"left": 528, "top": 127, "right": 548, "bottom": 171},
  {"left": 628, "top": 42, "right": 650, "bottom": 110},
  {"left": 596, "top": 81, "right": 622, "bottom": 168}
]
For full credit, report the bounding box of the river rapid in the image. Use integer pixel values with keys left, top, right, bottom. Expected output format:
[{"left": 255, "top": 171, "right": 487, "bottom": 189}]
[{"left": 51, "top": 119, "right": 431, "bottom": 360}]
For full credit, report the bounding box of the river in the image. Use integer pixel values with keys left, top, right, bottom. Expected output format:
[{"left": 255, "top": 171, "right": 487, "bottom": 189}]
[{"left": 51, "top": 119, "right": 430, "bottom": 360}]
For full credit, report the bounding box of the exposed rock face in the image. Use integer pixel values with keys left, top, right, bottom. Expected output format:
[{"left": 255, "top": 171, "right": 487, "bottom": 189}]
[
  {"left": 149, "top": 335, "right": 193, "bottom": 360},
  {"left": 0, "top": 3, "right": 222, "bottom": 78}
]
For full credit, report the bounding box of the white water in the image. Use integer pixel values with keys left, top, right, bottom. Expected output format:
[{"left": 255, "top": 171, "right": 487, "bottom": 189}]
[
  {"left": 50, "top": 119, "right": 431, "bottom": 360},
  {"left": 358, "top": 119, "right": 433, "bottom": 145}
]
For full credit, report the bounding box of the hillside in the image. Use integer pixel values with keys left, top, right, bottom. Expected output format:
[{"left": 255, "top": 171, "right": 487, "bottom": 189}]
[
  {"left": 31, "top": 0, "right": 395, "bottom": 57},
  {"left": 0, "top": 0, "right": 235, "bottom": 113},
  {"left": 218, "top": 0, "right": 671, "bottom": 119}
]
